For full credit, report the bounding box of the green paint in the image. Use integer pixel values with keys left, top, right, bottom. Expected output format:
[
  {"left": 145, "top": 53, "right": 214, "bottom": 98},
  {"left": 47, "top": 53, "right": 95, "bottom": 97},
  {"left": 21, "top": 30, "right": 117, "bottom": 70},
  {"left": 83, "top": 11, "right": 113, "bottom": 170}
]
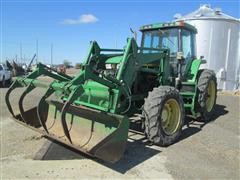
[{"left": 105, "top": 56, "right": 123, "bottom": 64}]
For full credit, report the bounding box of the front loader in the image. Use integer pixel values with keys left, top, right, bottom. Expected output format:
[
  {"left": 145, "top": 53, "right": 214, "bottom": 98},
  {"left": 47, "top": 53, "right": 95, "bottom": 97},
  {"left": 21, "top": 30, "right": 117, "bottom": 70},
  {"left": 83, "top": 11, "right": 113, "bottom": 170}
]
[{"left": 6, "top": 21, "right": 217, "bottom": 162}]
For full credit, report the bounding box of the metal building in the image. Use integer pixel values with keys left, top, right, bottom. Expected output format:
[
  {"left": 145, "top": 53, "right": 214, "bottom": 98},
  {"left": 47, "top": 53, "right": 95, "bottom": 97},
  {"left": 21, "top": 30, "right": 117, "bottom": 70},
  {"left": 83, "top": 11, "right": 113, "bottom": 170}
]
[{"left": 175, "top": 4, "right": 240, "bottom": 90}]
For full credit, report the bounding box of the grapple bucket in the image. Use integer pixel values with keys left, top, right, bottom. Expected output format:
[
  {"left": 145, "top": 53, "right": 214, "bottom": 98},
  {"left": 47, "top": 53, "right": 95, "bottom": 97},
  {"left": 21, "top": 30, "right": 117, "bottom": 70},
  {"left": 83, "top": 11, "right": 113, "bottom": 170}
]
[
  {"left": 5, "top": 69, "right": 129, "bottom": 162},
  {"left": 6, "top": 82, "right": 129, "bottom": 163}
]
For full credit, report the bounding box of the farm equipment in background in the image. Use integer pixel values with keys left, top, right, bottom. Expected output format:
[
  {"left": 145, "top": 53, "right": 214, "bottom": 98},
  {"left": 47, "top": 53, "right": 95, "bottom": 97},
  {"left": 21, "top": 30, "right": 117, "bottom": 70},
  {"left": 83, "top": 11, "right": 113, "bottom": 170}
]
[
  {"left": 6, "top": 60, "right": 13, "bottom": 71},
  {"left": 5, "top": 21, "right": 217, "bottom": 163},
  {"left": 57, "top": 65, "right": 66, "bottom": 74},
  {"left": 12, "top": 60, "right": 26, "bottom": 76},
  {"left": 6, "top": 54, "right": 37, "bottom": 76},
  {"left": 26, "top": 54, "right": 37, "bottom": 73}
]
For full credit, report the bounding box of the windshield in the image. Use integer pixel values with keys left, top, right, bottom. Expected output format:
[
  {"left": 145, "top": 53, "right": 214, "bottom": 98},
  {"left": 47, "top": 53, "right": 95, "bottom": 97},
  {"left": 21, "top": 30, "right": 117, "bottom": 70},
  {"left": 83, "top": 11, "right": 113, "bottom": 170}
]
[{"left": 141, "top": 28, "right": 179, "bottom": 54}]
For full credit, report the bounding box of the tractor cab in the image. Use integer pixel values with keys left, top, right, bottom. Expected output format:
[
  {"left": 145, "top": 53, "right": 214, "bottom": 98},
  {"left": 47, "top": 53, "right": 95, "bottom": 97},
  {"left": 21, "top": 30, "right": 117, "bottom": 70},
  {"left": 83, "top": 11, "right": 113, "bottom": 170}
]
[{"left": 140, "top": 21, "right": 197, "bottom": 76}]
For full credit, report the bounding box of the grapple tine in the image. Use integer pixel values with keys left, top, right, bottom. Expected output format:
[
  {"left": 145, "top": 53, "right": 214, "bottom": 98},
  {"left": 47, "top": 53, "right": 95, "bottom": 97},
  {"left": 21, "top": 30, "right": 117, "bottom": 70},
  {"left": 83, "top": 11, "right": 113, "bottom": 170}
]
[
  {"left": 60, "top": 102, "right": 73, "bottom": 144},
  {"left": 5, "top": 81, "right": 22, "bottom": 118},
  {"left": 60, "top": 86, "right": 84, "bottom": 144},
  {"left": 18, "top": 84, "right": 36, "bottom": 123},
  {"left": 37, "top": 87, "right": 55, "bottom": 134}
]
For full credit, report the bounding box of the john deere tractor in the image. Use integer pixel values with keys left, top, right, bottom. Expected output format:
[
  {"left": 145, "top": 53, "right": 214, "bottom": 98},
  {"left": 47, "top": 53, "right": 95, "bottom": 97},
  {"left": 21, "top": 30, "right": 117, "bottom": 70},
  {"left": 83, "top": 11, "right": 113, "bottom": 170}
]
[{"left": 6, "top": 21, "right": 217, "bottom": 162}]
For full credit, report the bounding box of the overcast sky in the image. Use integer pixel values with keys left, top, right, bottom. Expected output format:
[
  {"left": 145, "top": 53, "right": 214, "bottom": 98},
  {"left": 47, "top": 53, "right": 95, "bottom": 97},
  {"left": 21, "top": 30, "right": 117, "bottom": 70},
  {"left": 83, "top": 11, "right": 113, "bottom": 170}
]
[{"left": 1, "top": 0, "right": 239, "bottom": 65}]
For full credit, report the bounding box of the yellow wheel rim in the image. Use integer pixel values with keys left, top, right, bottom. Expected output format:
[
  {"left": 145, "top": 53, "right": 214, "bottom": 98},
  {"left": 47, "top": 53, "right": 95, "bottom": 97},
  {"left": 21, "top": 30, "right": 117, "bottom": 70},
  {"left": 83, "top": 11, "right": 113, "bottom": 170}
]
[
  {"left": 161, "top": 99, "right": 181, "bottom": 135},
  {"left": 206, "top": 80, "right": 216, "bottom": 112}
]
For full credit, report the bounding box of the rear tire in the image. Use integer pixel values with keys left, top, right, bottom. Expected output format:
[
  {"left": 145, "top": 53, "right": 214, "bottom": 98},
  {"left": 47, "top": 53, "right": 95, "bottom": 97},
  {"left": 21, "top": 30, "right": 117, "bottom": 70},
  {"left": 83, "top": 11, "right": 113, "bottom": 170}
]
[
  {"left": 196, "top": 69, "right": 217, "bottom": 121},
  {"left": 143, "top": 86, "right": 185, "bottom": 146}
]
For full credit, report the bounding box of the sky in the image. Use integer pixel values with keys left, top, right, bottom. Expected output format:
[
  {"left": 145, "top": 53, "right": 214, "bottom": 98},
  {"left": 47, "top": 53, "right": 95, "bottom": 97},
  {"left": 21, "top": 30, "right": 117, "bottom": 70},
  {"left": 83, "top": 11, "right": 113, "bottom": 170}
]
[{"left": 1, "top": 0, "right": 239, "bottom": 65}]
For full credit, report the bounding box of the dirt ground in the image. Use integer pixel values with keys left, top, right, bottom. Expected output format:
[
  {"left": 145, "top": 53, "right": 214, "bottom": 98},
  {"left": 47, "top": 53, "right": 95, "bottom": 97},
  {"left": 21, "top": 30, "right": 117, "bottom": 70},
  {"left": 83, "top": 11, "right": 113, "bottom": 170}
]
[{"left": 0, "top": 77, "right": 240, "bottom": 179}]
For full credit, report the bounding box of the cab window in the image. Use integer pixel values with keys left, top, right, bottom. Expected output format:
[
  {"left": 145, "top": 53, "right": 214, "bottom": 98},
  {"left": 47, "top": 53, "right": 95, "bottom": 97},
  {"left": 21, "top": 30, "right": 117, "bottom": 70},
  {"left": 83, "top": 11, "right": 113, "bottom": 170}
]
[{"left": 181, "top": 29, "right": 195, "bottom": 60}]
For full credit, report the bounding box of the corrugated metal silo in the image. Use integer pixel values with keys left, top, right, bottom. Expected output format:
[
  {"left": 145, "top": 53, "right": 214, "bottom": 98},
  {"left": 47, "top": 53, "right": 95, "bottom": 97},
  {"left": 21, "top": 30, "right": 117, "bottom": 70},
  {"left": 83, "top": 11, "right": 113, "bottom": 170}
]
[{"left": 176, "top": 4, "right": 240, "bottom": 90}]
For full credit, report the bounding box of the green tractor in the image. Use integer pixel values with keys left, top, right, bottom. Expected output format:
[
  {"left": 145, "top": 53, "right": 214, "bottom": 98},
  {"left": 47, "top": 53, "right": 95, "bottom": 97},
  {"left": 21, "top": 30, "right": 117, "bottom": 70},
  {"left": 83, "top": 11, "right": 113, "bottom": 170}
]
[{"left": 6, "top": 21, "right": 217, "bottom": 163}]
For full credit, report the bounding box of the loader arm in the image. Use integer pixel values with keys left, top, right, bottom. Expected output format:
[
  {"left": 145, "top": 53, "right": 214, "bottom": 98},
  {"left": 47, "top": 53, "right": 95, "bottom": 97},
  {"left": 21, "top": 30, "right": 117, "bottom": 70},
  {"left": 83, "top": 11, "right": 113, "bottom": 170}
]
[{"left": 73, "top": 38, "right": 172, "bottom": 115}]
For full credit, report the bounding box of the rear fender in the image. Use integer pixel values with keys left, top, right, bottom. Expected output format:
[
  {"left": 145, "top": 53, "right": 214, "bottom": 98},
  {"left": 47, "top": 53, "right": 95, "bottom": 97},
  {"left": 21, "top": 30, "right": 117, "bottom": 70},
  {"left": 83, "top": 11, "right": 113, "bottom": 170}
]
[{"left": 184, "top": 59, "right": 202, "bottom": 82}]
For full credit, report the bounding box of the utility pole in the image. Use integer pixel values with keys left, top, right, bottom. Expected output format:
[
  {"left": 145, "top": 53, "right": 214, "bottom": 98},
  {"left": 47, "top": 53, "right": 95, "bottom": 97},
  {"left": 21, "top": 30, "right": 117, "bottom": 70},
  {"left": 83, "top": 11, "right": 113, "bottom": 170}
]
[{"left": 51, "top": 43, "right": 53, "bottom": 67}]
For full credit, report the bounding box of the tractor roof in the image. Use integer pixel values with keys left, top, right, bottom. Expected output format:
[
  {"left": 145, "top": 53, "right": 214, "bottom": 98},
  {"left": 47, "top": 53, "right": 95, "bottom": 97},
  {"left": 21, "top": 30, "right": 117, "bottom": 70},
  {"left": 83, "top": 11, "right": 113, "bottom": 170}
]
[{"left": 140, "top": 21, "right": 197, "bottom": 33}]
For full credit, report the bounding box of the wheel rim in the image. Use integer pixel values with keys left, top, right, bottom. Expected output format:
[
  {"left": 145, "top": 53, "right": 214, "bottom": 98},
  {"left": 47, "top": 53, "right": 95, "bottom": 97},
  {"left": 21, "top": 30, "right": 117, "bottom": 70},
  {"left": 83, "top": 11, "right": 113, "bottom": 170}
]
[
  {"left": 206, "top": 80, "right": 216, "bottom": 112},
  {"left": 161, "top": 99, "right": 181, "bottom": 135}
]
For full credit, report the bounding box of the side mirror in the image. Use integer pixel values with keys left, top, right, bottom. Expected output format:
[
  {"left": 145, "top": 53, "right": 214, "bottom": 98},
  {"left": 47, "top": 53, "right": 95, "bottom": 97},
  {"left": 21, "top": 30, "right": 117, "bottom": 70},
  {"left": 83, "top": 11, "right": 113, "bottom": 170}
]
[{"left": 200, "top": 55, "right": 204, "bottom": 59}]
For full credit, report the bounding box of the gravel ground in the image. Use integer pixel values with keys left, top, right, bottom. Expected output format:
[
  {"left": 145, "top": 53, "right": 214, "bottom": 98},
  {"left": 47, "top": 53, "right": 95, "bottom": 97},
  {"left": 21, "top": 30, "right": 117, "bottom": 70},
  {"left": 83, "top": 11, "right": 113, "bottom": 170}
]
[{"left": 0, "top": 81, "right": 239, "bottom": 179}]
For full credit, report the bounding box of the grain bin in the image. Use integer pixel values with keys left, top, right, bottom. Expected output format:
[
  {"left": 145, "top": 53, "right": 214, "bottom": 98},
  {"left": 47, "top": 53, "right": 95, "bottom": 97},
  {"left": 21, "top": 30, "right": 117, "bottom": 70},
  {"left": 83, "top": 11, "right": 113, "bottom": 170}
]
[{"left": 176, "top": 4, "right": 240, "bottom": 90}]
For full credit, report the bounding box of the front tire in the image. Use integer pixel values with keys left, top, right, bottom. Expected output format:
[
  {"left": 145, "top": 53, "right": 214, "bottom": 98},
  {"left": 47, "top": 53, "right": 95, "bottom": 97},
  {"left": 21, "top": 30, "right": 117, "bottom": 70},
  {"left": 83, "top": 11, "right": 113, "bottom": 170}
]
[
  {"left": 143, "top": 86, "right": 185, "bottom": 146},
  {"left": 196, "top": 69, "right": 217, "bottom": 121}
]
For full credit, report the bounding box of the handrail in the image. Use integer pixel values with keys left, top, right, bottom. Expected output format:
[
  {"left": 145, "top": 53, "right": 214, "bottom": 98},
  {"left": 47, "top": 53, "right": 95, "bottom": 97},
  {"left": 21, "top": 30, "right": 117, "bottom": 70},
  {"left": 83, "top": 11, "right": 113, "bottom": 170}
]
[
  {"left": 138, "top": 47, "right": 166, "bottom": 51},
  {"left": 101, "top": 48, "right": 124, "bottom": 52}
]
